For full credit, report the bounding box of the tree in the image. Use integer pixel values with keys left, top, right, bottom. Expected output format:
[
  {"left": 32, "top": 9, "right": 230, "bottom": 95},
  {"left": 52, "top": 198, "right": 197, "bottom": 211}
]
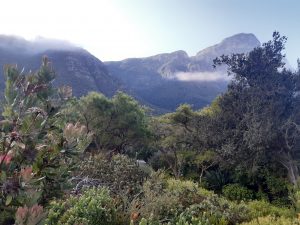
[
  {"left": 213, "top": 32, "right": 300, "bottom": 186},
  {"left": 150, "top": 104, "right": 220, "bottom": 179},
  {"left": 66, "top": 91, "right": 150, "bottom": 154}
]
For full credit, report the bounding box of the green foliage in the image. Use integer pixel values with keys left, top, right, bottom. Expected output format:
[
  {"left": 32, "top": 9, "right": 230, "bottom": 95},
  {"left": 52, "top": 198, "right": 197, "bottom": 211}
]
[
  {"left": 0, "top": 57, "right": 92, "bottom": 222},
  {"left": 166, "top": 179, "right": 213, "bottom": 207},
  {"left": 131, "top": 172, "right": 253, "bottom": 225},
  {"left": 241, "top": 216, "right": 300, "bottom": 225},
  {"left": 137, "top": 213, "right": 216, "bottom": 225},
  {"left": 222, "top": 184, "right": 254, "bottom": 202},
  {"left": 2, "top": 33, "right": 300, "bottom": 224},
  {"left": 130, "top": 172, "right": 181, "bottom": 223},
  {"left": 198, "top": 96, "right": 221, "bottom": 117},
  {"left": 263, "top": 173, "right": 291, "bottom": 206},
  {"left": 289, "top": 189, "right": 300, "bottom": 214},
  {"left": 213, "top": 32, "right": 300, "bottom": 186},
  {"left": 203, "top": 170, "right": 231, "bottom": 192},
  {"left": 174, "top": 213, "right": 215, "bottom": 225},
  {"left": 65, "top": 91, "right": 150, "bottom": 154},
  {"left": 74, "top": 153, "right": 148, "bottom": 222},
  {"left": 149, "top": 102, "right": 221, "bottom": 180},
  {"left": 76, "top": 154, "right": 147, "bottom": 196},
  {"left": 246, "top": 200, "right": 293, "bottom": 219},
  {"left": 182, "top": 197, "right": 250, "bottom": 225},
  {"left": 45, "top": 188, "right": 116, "bottom": 225}
]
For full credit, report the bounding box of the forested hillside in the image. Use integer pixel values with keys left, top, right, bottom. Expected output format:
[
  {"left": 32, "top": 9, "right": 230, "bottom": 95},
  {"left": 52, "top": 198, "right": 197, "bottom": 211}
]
[{"left": 1, "top": 32, "right": 300, "bottom": 225}]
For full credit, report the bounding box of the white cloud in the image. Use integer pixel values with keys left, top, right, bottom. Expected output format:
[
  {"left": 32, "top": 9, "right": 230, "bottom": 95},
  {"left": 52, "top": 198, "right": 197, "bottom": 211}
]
[{"left": 174, "top": 71, "right": 230, "bottom": 82}]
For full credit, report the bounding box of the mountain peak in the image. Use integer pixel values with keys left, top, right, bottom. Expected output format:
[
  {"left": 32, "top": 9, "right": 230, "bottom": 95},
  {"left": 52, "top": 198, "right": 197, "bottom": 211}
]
[
  {"left": 220, "top": 33, "right": 260, "bottom": 48},
  {"left": 194, "top": 33, "right": 260, "bottom": 62}
]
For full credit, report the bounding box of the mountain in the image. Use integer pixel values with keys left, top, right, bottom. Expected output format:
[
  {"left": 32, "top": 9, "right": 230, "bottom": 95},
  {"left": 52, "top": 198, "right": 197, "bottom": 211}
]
[
  {"left": 105, "top": 33, "right": 261, "bottom": 113},
  {"left": 0, "top": 35, "right": 121, "bottom": 97},
  {"left": 0, "top": 33, "right": 260, "bottom": 113}
]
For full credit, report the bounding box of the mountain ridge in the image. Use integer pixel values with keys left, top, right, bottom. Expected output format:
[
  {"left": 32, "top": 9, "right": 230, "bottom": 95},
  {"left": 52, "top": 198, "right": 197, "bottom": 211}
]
[
  {"left": 104, "top": 33, "right": 260, "bottom": 112},
  {"left": 0, "top": 33, "right": 260, "bottom": 113}
]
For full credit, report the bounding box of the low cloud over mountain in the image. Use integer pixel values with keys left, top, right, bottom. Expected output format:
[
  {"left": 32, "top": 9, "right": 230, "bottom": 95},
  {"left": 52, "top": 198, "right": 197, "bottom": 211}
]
[{"left": 105, "top": 33, "right": 260, "bottom": 112}]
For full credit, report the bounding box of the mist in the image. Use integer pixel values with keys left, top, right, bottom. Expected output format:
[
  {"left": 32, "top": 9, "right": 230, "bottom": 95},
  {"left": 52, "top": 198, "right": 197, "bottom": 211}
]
[
  {"left": 0, "top": 35, "right": 80, "bottom": 54},
  {"left": 174, "top": 71, "right": 230, "bottom": 82}
]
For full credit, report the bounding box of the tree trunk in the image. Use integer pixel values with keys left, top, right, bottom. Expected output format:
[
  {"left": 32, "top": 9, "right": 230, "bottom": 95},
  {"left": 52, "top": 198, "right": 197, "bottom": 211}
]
[
  {"left": 287, "top": 160, "right": 299, "bottom": 187},
  {"left": 279, "top": 152, "right": 299, "bottom": 187},
  {"left": 199, "top": 167, "right": 204, "bottom": 184}
]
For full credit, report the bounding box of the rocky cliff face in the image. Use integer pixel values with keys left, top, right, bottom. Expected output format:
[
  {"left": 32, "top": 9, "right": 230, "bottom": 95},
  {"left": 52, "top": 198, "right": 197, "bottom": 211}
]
[
  {"left": 105, "top": 33, "right": 260, "bottom": 112},
  {"left": 188, "top": 33, "right": 260, "bottom": 72}
]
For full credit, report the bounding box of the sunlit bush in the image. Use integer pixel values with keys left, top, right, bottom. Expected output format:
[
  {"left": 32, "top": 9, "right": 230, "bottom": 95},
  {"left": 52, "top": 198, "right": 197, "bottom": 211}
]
[
  {"left": 241, "top": 216, "right": 300, "bottom": 225},
  {"left": 246, "top": 200, "right": 293, "bottom": 219},
  {"left": 222, "top": 184, "right": 254, "bottom": 202},
  {"left": 45, "top": 188, "right": 116, "bottom": 225}
]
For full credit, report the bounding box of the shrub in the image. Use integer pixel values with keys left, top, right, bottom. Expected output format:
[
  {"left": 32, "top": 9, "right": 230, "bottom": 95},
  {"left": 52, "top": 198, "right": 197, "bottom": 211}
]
[
  {"left": 222, "top": 184, "right": 254, "bottom": 201},
  {"left": 130, "top": 172, "right": 181, "bottom": 224},
  {"left": 0, "top": 58, "right": 92, "bottom": 222},
  {"left": 137, "top": 213, "right": 215, "bottom": 225},
  {"left": 75, "top": 154, "right": 147, "bottom": 195},
  {"left": 166, "top": 179, "right": 213, "bottom": 207},
  {"left": 178, "top": 208, "right": 228, "bottom": 225},
  {"left": 15, "top": 204, "right": 46, "bottom": 225},
  {"left": 241, "top": 216, "right": 300, "bottom": 225},
  {"left": 74, "top": 153, "right": 148, "bottom": 217},
  {"left": 131, "top": 172, "right": 250, "bottom": 225},
  {"left": 45, "top": 188, "right": 116, "bottom": 225},
  {"left": 203, "top": 170, "right": 231, "bottom": 192},
  {"left": 181, "top": 196, "right": 250, "bottom": 225},
  {"left": 246, "top": 200, "right": 293, "bottom": 219}
]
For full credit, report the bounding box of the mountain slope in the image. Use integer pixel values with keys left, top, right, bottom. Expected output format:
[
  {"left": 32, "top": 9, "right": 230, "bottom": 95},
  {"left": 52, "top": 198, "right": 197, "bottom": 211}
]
[
  {"left": 0, "top": 33, "right": 260, "bottom": 113},
  {"left": 105, "top": 33, "right": 261, "bottom": 112},
  {"left": 0, "top": 35, "right": 121, "bottom": 97}
]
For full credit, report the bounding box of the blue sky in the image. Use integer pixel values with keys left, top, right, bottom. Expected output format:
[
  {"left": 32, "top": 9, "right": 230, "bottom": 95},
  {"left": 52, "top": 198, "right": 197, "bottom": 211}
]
[
  {"left": 1, "top": 0, "right": 299, "bottom": 67},
  {"left": 114, "top": 0, "right": 299, "bottom": 66}
]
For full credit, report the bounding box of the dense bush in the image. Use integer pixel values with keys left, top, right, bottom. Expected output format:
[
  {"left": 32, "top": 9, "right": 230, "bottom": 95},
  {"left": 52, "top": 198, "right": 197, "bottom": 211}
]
[
  {"left": 15, "top": 204, "right": 46, "bottom": 225},
  {"left": 222, "top": 184, "right": 254, "bottom": 201},
  {"left": 203, "top": 170, "right": 231, "bottom": 192},
  {"left": 130, "top": 172, "right": 253, "bottom": 225},
  {"left": 182, "top": 197, "right": 250, "bottom": 225},
  {"left": 133, "top": 198, "right": 297, "bottom": 225},
  {"left": 71, "top": 153, "right": 149, "bottom": 223},
  {"left": 130, "top": 172, "right": 181, "bottom": 224},
  {"left": 136, "top": 214, "right": 214, "bottom": 225},
  {"left": 75, "top": 153, "right": 148, "bottom": 196},
  {"left": 45, "top": 188, "right": 116, "bottom": 225},
  {"left": 246, "top": 200, "right": 293, "bottom": 219},
  {"left": 174, "top": 213, "right": 222, "bottom": 225},
  {"left": 0, "top": 58, "right": 92, "bottom": 223},
  {"left": 65, "top": 91, "right": 150, "bottom": 154},
  {"left": 241, "top": 216, "right": 300, "bottom": 225}
]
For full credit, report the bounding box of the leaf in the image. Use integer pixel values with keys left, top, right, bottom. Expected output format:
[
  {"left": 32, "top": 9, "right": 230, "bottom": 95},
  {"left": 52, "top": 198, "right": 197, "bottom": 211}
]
[
  {"left": 0, "top": 171, "right": 7, "bottom": 182},
  {"left": 5, "top": 195, "right": 12, "bottom": 206}
]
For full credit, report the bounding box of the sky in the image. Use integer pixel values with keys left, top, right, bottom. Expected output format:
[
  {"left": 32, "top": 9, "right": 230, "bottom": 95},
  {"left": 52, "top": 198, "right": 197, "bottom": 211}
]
[{"left": 0, "top": 0, "right": 300, "bottom": 67}]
